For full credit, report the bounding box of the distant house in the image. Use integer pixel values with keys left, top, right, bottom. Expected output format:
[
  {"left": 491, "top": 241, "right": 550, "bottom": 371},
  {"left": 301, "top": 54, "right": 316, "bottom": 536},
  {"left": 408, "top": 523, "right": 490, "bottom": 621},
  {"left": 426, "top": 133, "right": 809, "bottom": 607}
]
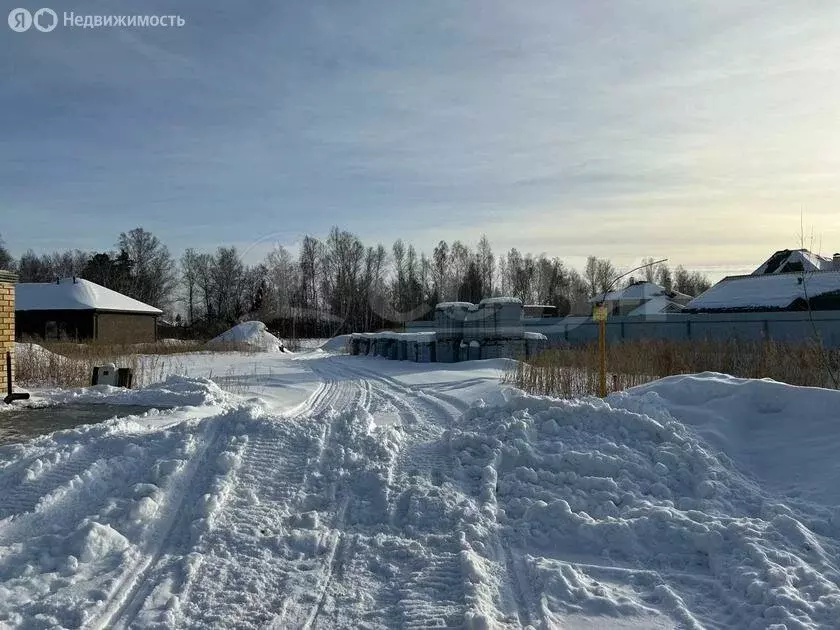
[
  {"left": 686, "top": 271, "right": 840, "bottom": 313},
  {"left": 752, "top": 249, "right": 840, "bottom": 275},
  {"left": 589, "top": 281, "right": 691, "bottom": 317},
  {"left": 687, "top": 249, "right": 840, "bottom": 313},
  {"left": 15, "top": 277, "right": 162, "bottom": 343}
]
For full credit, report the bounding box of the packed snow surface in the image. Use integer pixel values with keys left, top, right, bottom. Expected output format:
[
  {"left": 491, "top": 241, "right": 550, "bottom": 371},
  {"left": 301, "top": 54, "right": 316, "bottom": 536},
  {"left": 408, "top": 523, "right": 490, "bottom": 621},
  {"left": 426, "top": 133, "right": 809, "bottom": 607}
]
[
  {"left": 207, "top": 321, "right": 284, "bottom": 352},
  {"left": 2, "top": 354, "right": 840, "bottom": 629}
]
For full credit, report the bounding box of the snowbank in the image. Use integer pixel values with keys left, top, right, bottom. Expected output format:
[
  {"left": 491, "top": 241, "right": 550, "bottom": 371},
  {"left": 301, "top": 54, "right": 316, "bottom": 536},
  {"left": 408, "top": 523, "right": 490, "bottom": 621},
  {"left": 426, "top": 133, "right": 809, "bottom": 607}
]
[
  {"left": 207, "top": 321, "right": 284, "bottom": 352},
  {"left": 617, "top": 372, "right": 840, "bottom": 504},
  {"left": 319, "top": 335, "right": 351, "bottom": 353},
  {"left": 40, "top": 375, "right": 232, "bottom": 409},
  {"left": 447, "top": 376, "right": 840, "bottom": 628}
]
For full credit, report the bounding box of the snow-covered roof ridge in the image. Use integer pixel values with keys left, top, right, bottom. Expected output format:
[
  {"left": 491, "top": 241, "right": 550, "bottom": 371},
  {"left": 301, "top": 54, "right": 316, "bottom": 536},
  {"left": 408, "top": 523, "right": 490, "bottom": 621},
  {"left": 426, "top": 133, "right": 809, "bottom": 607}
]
[
  {"left": 626, "top": 296, "right": 686, "bottom": 317},
  {"left": 523, "top": 331, "right": 548, "bottom": 340},
  {"left": 589, "top": 281, "right": 690, "bottom": 304},
  {"left": 16, "top": 278, "right": 162, "bottom": 314}
]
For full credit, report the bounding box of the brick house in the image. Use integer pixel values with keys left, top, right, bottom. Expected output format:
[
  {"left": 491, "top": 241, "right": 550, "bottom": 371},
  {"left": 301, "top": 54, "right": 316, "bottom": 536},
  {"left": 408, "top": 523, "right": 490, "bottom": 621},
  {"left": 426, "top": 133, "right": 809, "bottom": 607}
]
[
  {"left": 15, "top": 277, "right": 162, "bottom": 344},
  {"left": 0, "top": 269, "right": 16, "bottom": 392}
]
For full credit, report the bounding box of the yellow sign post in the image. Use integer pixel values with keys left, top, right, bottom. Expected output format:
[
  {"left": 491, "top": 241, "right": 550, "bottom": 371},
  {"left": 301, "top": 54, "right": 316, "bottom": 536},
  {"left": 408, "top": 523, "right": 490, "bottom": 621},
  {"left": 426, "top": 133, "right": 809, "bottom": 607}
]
[
  {"left": 593, "top": 305, "right": 608, "bottom": 397},
  {"left": 592, "top": 258, "right": 667, "bottom": 399}
]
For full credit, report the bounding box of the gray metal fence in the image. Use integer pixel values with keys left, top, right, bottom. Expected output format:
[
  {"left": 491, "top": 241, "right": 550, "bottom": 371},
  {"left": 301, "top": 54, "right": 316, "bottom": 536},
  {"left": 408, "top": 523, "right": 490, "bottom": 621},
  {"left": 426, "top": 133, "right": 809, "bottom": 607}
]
[{"left": 407, "top": 311, "right": 840, "bottom": 348}]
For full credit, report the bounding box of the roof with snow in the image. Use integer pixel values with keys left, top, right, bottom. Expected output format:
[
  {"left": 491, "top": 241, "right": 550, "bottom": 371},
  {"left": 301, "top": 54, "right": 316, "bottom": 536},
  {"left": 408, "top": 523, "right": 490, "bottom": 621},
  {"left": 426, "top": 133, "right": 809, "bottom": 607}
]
[
  {"left": 16, "top": 278, "right": 163, "bottom": 314},
  {"left": 753, "top": 249, "right": 839, "bottom": 275},
  {"left": 434, "top": 302, "right": 475, "bottom": 310},
  {"left": 589, "top": 281, "right": 692, "bottom": 304},
  {"left": 626, "top": 296, "right": 686, "bottom": 317},
  {"left": 478, "top": 297, "right": 523, "bottom": 306},
  {"left": 687, "top": 271, "right": 840, "bottom": 312}
]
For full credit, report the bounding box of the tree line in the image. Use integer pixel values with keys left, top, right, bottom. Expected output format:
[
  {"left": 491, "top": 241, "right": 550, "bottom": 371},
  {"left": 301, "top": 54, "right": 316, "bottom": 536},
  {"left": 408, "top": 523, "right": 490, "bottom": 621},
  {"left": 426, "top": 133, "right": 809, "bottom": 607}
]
[{"left": 0, "top": 229, "right": 711, "bottom": 338}]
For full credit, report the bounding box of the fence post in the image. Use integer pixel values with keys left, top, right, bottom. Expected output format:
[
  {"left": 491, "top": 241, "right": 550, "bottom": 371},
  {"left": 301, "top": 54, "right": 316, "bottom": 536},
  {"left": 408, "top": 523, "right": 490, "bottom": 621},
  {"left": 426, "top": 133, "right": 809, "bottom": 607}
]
[{"left": 686, "top": 319, "right": 691, "bottom": 340}]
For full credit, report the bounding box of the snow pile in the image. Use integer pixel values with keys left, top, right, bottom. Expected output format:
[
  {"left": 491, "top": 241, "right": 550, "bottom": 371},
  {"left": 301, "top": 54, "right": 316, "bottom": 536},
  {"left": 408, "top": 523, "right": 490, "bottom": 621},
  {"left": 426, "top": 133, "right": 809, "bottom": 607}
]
[
  {"left": 618, "top": 372, "right": 840, "bottom": 504},
  {"left": 446, "top": 378, "right": 840, "bottom": 628},
  {"left": 207, "top": 321, "right": 284, "bottom": 352},
  {"left": 319, "top": 334, "right": 351, "bottom": 353},
  {"left": 42, "top": 375, "right": 232, "bottom": 409}
]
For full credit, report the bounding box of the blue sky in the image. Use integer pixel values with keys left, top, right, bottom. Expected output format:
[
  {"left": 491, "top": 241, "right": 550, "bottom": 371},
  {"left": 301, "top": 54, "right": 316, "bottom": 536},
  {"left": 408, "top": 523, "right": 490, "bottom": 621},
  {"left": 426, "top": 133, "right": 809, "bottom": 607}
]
[{"left": 2, "top": 0, "right": 839, "bottom": 281}]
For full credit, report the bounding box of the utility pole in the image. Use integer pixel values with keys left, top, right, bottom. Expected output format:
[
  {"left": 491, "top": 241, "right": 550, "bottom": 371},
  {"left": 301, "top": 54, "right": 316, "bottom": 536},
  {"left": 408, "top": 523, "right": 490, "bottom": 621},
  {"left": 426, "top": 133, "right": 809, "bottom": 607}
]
[{"left": 594, "top": 258, "right": 667, "bottom": 397}]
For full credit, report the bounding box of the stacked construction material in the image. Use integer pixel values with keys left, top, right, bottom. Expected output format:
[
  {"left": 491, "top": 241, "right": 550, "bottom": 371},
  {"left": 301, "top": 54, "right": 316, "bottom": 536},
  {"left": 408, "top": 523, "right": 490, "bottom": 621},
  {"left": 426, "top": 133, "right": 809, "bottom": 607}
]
[
  {"left": 349, "top": 332, "right": 437, "bottom": 362},
  {"left": 472, "top": 297, "right": 524, "bottom": 359},
  {"left": 476, "top": 297, "right": 524, "bottom": 340},
  {"left": 524, "top": 331, "right": 548, "bottom": 359},
  {"left": 349, "top": 298, "right": 526, "bottom": 363},
  {"left": 435, "top": 302, "right": 473, "bottom": 363}
]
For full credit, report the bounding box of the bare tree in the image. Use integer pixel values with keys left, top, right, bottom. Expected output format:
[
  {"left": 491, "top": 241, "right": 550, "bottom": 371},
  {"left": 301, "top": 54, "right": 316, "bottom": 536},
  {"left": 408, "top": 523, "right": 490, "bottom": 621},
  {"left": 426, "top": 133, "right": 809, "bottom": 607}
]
[
  {"left": 584, "top": 256, "right": 599, "bottom": 296},
  {"left": 476, "top": 235, "right": 495, "bottom": 297},
  {"left": 0, "top": 234, "right": 13, "bottom": 271},
  {"left": 656, "top": 263, "right": 673, "bottom": 292},
  {"left": 180, "top": 248, "right": 201, "bottom": 325},
  {"left": 432, "top": 241, "right": 450, "bottom": 301},
  {"left": 117, "top": 227, "right": 177, "bottom": 309},
  {"left": 594, "top": 258, "right": 616, "bottom": 294}
]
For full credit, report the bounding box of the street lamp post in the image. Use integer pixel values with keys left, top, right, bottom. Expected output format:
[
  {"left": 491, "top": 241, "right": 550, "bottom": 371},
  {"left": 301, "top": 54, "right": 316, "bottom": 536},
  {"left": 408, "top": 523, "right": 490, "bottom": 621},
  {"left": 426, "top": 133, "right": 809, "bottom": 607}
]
[{"left": 594, "top": 258, "right": 667, "bottom": 397}]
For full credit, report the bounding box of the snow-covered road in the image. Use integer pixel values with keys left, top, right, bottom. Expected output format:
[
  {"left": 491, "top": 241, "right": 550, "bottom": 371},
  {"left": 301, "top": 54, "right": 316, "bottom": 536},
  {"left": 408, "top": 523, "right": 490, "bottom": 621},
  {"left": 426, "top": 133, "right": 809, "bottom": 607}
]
[{"left": 3, "top": 351, "right": 840, "bottom": 629}]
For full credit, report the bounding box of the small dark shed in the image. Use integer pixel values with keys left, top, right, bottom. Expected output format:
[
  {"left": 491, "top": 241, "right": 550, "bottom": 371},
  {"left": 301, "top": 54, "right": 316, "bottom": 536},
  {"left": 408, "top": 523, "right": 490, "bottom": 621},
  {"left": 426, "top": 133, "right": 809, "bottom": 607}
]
[{"left": 15, "top": 277, "right": 162, "bottom": 344}]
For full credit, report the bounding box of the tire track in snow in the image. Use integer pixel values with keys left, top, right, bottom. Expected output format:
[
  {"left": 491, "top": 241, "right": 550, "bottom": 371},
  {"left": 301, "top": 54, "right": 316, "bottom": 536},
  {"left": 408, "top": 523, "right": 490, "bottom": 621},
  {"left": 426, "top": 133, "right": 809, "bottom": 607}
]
[
  {"left": 0, "top": 443, "right": 104, "bottom": 521},
  {"left": 330, "top": 358, "right": 458, "bottom": 485},
  {"left": 301, "top": 497, "right": 351, "bottom": 630},
  {"left": 321, "top": 358, "right": 475, "bottom": 629},
  {"left": 266, "top": 364, "right": 372, "bottom": 628},
  {"left": 498, "top": 544, "right": 540, "bottom": 628},
  {"left": 173, "top": 369, "right": 363, "bottom": 628},
  {"left": 336, "top": 357, "right": 472, "bottom": 415},
  {"left": 89, "top": 412, "right": 232, "bottom": 630}
]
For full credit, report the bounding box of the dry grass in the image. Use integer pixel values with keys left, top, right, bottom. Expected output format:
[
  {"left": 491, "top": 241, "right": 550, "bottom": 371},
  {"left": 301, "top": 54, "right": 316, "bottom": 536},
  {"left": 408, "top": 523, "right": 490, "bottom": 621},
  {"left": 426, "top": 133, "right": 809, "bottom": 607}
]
[
  {"left": 14, "top": 340, "right": 210, "bottom": 389},
  {"left": 507, "top": 339, "right": 840, "bottom": 398}
]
